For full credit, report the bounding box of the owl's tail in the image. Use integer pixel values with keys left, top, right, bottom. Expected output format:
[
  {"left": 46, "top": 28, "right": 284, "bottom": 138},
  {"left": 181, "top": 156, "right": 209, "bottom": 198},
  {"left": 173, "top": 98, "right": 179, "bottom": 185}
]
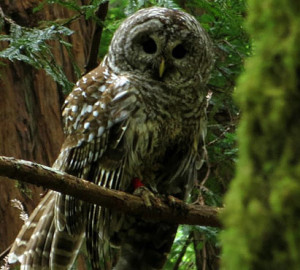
[{"left": 8, "top": 191, "right": 84, "bottom": 270}]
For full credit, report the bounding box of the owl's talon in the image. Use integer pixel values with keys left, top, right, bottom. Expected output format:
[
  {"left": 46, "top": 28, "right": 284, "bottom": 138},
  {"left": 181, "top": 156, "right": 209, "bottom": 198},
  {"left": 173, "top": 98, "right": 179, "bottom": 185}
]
[
  {"left": 133, "top": 186, "right": 160, "bottom": 208},
  {"left": 167, "top": 195, "right": 181, "bottom": 206},
  {"left": 166, "top": 195, "right": 189, "bottom": 214}
]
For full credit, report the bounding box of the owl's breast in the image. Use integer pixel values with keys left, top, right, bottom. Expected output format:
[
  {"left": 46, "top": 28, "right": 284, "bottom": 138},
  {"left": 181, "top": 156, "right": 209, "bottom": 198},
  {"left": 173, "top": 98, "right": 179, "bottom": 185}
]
[
  {"left": 123, "top": 104, "right": 195, "bottom": 191},
  {"left": 125, "top": 107, "right": 161, "bottom": 164}
]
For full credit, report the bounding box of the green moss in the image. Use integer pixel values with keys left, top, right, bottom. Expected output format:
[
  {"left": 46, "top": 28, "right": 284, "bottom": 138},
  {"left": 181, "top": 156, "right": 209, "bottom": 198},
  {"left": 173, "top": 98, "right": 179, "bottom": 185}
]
[{"left": 221, "top": 0, "right": 300, "bottom": 268}]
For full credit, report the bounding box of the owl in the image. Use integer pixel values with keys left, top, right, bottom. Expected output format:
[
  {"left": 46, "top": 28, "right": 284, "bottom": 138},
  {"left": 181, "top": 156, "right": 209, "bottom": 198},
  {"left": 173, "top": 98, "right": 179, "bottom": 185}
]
[{"left": 8, "top": 6, "right": 214, "bottom": 270}]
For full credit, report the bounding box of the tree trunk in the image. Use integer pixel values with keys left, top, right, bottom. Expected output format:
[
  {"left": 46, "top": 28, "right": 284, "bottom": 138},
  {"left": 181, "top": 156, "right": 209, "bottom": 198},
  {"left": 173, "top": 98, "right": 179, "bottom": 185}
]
[
  {"left": 0, "top": 0, "right": 94, "bottom": 261},
  {"left": 221, "top": 0, "right": 300, "bottom": 269}
]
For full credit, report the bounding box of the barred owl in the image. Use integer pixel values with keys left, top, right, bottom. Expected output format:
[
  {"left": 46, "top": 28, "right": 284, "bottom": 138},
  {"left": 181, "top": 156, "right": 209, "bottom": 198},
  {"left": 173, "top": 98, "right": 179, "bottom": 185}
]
[{"left": 8, "top": 7, "right": 214, "bottom": 270}]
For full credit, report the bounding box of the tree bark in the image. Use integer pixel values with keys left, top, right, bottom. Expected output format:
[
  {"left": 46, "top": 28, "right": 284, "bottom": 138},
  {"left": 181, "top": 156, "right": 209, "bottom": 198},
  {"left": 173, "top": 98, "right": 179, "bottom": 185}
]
[
  {"left": 0, "top": 0, "right": 94, "bottom": 258},
  {"left": 221, "top": 0, "right": 300, "bottom": 268}
]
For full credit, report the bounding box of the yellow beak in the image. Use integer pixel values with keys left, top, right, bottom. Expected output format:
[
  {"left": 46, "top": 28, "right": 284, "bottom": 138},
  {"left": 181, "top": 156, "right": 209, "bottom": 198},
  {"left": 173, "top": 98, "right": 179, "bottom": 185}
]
[{"left": 159, "top": 58, "right": 165, "bottom": 78}]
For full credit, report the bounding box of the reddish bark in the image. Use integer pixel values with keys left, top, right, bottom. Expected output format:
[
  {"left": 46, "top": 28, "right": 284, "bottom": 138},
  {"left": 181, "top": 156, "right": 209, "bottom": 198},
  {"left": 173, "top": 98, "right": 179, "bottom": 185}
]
[{"left": 0, "top": 1, "right": 94, "bottom": 262}]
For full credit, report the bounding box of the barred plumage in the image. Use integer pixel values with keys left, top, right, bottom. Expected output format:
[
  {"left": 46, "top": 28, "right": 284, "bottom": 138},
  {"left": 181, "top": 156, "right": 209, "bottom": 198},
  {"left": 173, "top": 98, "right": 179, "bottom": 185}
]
[{"left": 8, "top": 7, "right": 214, "bottom": 270}]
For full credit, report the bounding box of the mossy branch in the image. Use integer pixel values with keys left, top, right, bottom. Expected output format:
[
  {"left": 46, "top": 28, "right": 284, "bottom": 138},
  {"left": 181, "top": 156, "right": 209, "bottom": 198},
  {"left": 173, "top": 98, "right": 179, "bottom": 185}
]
[{"left": 0, "top": 156, "right": 222, "bottom": 228}]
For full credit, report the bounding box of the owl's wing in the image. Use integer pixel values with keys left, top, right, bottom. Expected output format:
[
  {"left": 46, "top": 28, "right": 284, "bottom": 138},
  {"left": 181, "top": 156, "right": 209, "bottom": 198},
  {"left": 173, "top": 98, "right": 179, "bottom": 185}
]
[
  {"left": 53, "top": 62, "right": 139, "bottom": 269},
  {"left": 55, "top": 60, "right": 138, "bottom": 228}
]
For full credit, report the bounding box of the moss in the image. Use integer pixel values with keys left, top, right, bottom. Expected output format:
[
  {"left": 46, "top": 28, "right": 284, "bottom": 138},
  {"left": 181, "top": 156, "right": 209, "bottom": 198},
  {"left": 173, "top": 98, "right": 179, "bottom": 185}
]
[{"left": 221, "top": 0, "right": 300, "bottom": 268}]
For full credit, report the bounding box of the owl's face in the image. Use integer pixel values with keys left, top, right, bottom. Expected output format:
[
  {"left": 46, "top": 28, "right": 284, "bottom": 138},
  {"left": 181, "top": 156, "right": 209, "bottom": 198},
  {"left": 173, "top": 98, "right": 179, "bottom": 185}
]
[{"left": 108, "top": 7, "right": 214, "bottom": 87}]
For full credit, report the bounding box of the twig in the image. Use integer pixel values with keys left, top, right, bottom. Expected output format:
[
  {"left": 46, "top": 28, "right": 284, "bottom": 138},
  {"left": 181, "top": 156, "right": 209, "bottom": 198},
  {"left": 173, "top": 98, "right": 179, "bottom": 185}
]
[
  {"left": 84, "top": 1, "right": 109, "bottom": 73},
  {"left": 0, "top": 244, "right": 11, "bottom": 262},
  {"left": 201, "top": 236, "right": 207, "bottom": 270},
  {"left": 221, "top": 39, "right": 244, "bottom": 59},
  {"left": 193, "top": 230, "right": 204, "bottom": 270},
  {"left": 199, "top": 145, "right": 211, "bottom": 190},
  {"left": 207, "top": 127, "right": 231, "bottom": 146},
  {"left": 0, "top": 156, "right": 222, "bottom": 227},
  {"left": 0, "top": 5, "right": 16, "bottom": 25}
]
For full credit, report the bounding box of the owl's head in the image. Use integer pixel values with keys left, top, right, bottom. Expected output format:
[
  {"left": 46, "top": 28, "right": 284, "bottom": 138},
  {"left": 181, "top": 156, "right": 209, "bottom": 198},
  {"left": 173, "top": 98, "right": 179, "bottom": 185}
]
[{"left": 108, "top": 7, "right": 214, "bottom": 87}]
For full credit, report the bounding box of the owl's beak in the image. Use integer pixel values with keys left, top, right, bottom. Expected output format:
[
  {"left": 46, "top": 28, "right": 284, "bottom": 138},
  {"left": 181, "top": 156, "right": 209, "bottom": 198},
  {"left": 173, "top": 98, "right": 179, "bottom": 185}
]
[{"left": 159, "top": 58, "right": 165, "bottom": 78}]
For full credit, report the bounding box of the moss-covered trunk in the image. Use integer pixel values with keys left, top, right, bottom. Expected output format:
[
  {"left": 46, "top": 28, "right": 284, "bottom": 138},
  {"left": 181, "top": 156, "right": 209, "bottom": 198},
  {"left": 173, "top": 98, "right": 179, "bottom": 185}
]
[{"left": 221, "top": 0, "right": 300, "bottom": 269}]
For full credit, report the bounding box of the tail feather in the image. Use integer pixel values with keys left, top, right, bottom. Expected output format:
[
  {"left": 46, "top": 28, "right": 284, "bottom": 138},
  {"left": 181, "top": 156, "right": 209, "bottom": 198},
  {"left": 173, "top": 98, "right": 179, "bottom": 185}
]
[
  {"left": 8, "top": 191, "right": 54, "bottom": 265},
  {"left": 21, "top": 191, "right": 55, "bottom": 269},
  {"left": 50, "top": 228, "right": 84, "bottom": 269},
  {"left": 8, "top": 191, "right": 84, "bottom": 269},
  {"left": 41, "top": 220, "right": 55, "bottom": 268}
]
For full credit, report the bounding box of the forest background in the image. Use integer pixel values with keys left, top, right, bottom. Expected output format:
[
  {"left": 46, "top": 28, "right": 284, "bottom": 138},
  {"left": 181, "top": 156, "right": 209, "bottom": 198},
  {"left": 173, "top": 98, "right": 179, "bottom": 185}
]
[{"left": 1, "top": 0, "right": 298, "bottom": 269}]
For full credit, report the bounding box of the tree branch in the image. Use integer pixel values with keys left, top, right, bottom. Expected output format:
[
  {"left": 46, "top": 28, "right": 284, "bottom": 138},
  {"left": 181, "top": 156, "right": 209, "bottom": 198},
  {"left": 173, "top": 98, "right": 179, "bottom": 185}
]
[{"left": 0, "top": 156, "right": 222, "bottom": 228}]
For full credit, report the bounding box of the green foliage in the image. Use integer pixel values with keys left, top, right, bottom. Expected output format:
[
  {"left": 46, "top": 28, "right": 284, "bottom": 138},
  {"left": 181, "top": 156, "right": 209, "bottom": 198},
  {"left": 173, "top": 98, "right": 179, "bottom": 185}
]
[
  {"left": 99, "top": 0, "right": 180, "bottom": 58},
  {"left": 15, "top": 180, "right": 33, "bottom": 199},
  {"left": 34, "top": 0, "right": 108, "bottom": 20},
  {"left": 98, "top": 0, "right": 127, "bottom": 58},
  {"left": 125, "top": 0, "right": 179, "bottom": 15},
  {"left": 165, "top": 226, "right": 194, "bottom": 269},
  {"left": 0, "top": 0, "right": 111, "bottom": 92},
  {"left": 0, "top": 23, "right": 74, "bottom": 92},
  {"left": 165, "top": 225, "right": 221, "bottom": 269},
  {"left": 34, "top": 0, "right": 81, "bottom": 13}
]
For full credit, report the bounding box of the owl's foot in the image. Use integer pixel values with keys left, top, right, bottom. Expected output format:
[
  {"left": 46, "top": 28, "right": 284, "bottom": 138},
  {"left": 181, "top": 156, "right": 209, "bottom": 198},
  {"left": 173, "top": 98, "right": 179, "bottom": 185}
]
[
  {"left": 158, "top": 194, "right": 189, "bottom": 214},
  {"left": 166, "top": 195, "right": 182, "bottom": 206},
  {"left": 132, "top": 178, "right": 160, "bottom": 207}
]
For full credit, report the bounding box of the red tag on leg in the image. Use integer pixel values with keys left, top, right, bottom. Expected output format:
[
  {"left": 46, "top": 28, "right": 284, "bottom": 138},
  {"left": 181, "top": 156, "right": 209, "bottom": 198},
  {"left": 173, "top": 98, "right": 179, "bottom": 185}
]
[{"left": 132, "top": 177, "right": 144, "bottom": 190}]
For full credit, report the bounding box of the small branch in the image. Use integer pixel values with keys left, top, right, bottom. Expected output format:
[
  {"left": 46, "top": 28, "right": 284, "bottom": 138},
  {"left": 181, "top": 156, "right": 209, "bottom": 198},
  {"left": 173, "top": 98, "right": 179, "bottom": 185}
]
[
  {"left": 0, "top": 156, "right": 222, "bottom": 227},
  {"left": 193, "top": 230, "right": 206, "bottom": 270},
  {"left": 0, "top": 5, "right": 16, "bottom": 25},
  {"left": 207, "top": 127, "right": 231, "bottom": 146},
  {"left": 84, "top": 1, "right": 109, "bottom": 73},
  {"left": 0, "top": 244, "right": 11, "bottom": 262}
]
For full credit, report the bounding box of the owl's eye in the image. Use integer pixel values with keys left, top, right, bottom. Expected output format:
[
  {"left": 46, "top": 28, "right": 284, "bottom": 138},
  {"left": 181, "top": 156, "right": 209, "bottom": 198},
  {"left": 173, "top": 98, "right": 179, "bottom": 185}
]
[
  {"left": 172, "top": 44, "right": 187, "bottom": 59},
  {"left": 142, "top": 37, "right": 157, "bottom": 54}
]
